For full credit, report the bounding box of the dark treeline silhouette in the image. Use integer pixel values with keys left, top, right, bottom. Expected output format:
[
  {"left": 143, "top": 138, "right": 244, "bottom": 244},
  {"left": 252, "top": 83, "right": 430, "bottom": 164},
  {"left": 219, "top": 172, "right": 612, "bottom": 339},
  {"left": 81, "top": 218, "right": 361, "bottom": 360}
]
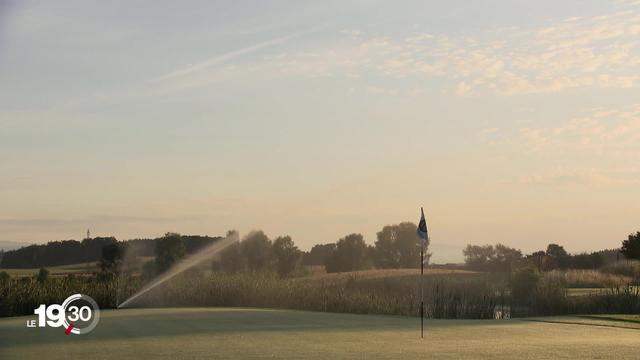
[
  {"left": 1, "top": 237, "right": 117, "bottom": 268},
  {"left": 320, "top": 222, "right": 430, "bottom": 273},
  {"left": 1, "top": 221, "right": 430, "bottom": 276},
  {"left": 140, "top": 222, "right": 431, "bottom": 277},
  {"left": 324, "top": 233, "right": 372, "bottom": 273},
  {"left": 4, "top": 224, "right": 638, "bottom": 280},
  {"left": 621, "top": 231, "right": 640, "bottom": 260},
  {"left": 0, "top": 234, "right": 221, "bottom": 269},
  {"left": 300, "top": 222, "right": 432, "bottom": 273},
  {"left": 302, "top": 243, "right": 336, "bottom": 266},
  {"left": 463, "top": 242, "right": 626, "bottom": 272}
]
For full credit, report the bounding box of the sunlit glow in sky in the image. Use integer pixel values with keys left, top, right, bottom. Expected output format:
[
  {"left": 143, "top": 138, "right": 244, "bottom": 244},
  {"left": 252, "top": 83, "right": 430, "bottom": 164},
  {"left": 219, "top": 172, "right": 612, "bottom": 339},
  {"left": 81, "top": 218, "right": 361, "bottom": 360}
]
[{"left": 1, "top": 0, "right": 640, "bottom": 262}]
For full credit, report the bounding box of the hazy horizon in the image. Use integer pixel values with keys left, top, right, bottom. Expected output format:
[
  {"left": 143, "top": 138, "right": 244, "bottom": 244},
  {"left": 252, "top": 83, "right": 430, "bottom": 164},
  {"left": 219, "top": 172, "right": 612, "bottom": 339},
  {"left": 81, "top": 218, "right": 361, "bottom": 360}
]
[{"left": 2, "top": 0, "right": 639, "bottom": 263}]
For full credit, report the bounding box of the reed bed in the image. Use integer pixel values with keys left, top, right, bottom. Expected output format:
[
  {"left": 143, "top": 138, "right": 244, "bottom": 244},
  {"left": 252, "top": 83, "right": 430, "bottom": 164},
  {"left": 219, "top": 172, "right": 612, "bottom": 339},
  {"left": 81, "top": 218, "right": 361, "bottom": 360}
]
[
  {"left": 2, "top": 270, "right": 638, "bottom": 319},
  {"left": 544, "top": 269, "right": 632, "bottom": 288}
]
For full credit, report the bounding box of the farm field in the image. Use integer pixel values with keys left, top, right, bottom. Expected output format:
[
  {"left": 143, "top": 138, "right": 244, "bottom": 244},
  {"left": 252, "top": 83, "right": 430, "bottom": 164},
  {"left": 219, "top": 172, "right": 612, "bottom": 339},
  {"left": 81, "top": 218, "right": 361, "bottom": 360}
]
[
  {"left": 1, "top": 307, "right": 638, "bottom": 360},
  {"left": 0, "top": 257, "right": 157, "bottom": 277},
  {"left": 1, "top": 262, "right": 101, "bottom": 277}
]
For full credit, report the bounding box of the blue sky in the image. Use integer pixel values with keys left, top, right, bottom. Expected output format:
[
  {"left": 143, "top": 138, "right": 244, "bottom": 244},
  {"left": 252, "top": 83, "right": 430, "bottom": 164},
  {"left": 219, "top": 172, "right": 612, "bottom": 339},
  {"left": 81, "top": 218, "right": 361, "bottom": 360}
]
[{"left": 1, "top": 0, "right": 640, "bottom": 262}]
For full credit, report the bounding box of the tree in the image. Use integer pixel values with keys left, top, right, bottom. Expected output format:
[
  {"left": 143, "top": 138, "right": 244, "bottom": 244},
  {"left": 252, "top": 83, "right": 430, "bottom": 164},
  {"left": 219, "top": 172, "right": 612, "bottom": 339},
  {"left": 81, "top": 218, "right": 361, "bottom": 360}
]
[
  {"left": 225, "top": 229, "right": 240, "bottom": 242},
  {"left": 463, "top": 244, "right": 522, "bottom": 271},
  {"left": 527, "top": 251, "right": 546, "bottom": 271},
  {"left": 155, "top": 232, "right": 186, "bottom": 273},
  {"left": 546, "top": 243, "right": 570, "bottom": 270},
  {"left": 325, "top": 233, "right": 371, "bottom": 273},
  {"left": 493, "top": 244, "right": 523, "bottom": 272},
  {"left": 571, "top": 252, "right": 604, "bottom": 269},
  {"left": 213, "top": 230, "right": 247, "bottom": 273},
  {"left": 303, "top": 244, "right": 336, "bottom": 266},
  {"left": 374, "top": 222, "right": 423, "bottom": 269},
  {"left": 621, "top": 231, "right": 640, "bottom": 260},
  {"left": 241, "top": 231, "right": 272, "bottom": 272},
  {"left": 463, "top": 244, "right": 495, "bottom": 270},
  {"left": 272, "top": 236, "right": 302, "bottom": 277}
]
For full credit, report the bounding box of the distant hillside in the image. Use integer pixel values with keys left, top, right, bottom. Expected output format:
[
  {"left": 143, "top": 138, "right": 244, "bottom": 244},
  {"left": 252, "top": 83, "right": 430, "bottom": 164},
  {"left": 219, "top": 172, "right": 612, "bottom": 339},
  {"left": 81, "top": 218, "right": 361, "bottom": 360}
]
[{"left": 0, "top": 234, "right": 222, "bottom": 269}]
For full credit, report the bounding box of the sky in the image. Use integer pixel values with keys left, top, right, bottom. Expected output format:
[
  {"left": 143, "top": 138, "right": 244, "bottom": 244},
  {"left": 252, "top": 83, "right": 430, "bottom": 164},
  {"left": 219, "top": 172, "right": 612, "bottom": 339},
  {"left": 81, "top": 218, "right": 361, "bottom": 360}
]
[{"left": 1, "top": 0, "right": 640, "bottom": 262}]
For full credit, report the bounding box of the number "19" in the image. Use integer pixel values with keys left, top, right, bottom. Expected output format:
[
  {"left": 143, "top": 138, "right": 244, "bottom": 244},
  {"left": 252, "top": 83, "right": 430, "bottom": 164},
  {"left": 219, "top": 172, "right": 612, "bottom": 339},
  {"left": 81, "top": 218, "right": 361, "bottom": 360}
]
[{"left": 34, "top": 304, "right": 92, "bottom": 327}]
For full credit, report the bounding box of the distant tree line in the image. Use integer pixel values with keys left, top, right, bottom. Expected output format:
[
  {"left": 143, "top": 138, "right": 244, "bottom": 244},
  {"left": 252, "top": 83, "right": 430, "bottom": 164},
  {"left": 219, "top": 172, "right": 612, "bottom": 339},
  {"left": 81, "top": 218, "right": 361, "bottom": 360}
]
[
  {"left": 101, "top": 222, "right": 432, "bottom": 278},
  {"left": 462, "top": 244, "right": 523, "bottom": 272},
  {"left": 0, "top": 234, "right": 221, "bottom": 269},
  {"left": 304, "top": 222, "right": 430, "bottom": 273},
  {"left": 463, "top": 242, "right": 631, "bottom": 272},
  {"left": 209, "top": 222, "right": 430, "bottom": 275},
  {"left": 211, "top": 230, "right": 304, "bottom": 278},
  {"left": 0, "top": 237, "right": 117, "bottom": 268},
  {"left": 1, "top": 220, "right": 430, "bottom": 276},
  {"left": 4, "top": 223, "right": 638, "bottom": 280}
]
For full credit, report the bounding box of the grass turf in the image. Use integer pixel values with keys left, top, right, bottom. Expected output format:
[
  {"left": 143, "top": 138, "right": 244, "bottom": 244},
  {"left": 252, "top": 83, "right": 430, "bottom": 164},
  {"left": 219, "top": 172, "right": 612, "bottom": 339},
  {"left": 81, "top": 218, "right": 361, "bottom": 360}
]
[{"left": 1, "top": 308, "right": 638, "bottom": 359}]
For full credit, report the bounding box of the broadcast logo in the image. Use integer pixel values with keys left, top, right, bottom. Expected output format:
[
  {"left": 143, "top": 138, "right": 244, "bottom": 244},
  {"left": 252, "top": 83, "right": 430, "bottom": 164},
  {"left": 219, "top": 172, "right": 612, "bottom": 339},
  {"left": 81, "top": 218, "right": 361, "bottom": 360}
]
[{"left": 27, "top": 294, "right": 100, "bottom": 335}]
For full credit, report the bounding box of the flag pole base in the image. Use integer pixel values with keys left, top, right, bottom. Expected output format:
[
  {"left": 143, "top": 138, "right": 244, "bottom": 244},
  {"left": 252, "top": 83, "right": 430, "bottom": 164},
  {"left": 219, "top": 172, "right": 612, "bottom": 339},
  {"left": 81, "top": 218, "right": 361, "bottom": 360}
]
[{"left": 420, "top": 301, "right": 424, "bottom": 338}]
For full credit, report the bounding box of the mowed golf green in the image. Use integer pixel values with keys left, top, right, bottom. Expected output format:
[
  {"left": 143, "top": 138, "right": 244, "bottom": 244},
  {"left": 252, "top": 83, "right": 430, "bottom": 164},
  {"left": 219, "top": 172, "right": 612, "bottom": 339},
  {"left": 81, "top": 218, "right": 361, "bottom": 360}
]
[{"left": 1, "top": 308, "right": 638, "bottom": 359}]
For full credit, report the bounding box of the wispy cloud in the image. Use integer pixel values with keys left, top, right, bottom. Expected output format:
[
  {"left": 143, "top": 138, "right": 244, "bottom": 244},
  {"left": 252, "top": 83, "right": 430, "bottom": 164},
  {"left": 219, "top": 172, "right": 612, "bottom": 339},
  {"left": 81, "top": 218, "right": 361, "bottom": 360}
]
[
  {"left": 484, "top": 104, "right": 640, "bottom": 187},
  {"left": 519, "top": 104, "right": 640, "bottom": 156},
  {"left": 259, "top": 7, "right": 640, "bottom": 96}
]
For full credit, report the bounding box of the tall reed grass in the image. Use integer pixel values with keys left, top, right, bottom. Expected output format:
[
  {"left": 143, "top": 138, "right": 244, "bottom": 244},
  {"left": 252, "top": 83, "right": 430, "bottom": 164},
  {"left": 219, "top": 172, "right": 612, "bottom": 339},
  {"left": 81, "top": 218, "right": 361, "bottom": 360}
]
[
  {"left": 544, "top": 269, "right": 631, "bottom": 288},
  {"left": 2, "top": 269, "right": 638, "bottom": 319}
]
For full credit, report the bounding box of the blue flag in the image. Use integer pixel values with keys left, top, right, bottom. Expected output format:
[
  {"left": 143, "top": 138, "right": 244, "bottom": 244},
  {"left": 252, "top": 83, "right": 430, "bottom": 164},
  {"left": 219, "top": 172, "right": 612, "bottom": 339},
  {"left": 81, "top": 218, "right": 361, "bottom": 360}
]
[{"left": 416, "top": 207, "right": 428, "bottom": 246}]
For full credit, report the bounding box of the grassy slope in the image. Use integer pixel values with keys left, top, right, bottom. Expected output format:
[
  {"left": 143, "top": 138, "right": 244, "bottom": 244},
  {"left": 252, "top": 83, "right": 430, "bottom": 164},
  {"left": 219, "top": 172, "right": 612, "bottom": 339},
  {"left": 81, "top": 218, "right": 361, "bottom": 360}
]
[{"left": 1, "top": 308, "right": 638, "bottom": 360}]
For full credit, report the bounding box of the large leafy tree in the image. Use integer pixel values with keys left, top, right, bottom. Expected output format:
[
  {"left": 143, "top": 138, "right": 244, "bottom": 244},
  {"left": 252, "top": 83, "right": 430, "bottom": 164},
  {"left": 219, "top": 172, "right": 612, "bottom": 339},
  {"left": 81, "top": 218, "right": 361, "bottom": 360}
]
[
  {"left": 463, "top": 244, "right": 495, "bottom": 270},
  {"left": 241, "top": 231, "right": 273, "bottom": 272},
  {"left": 621, "top": 231, "right": 640, "bottom": 260},
  {"left": 374, "top": 222, "right": 423, "bottom": 269},
  {"left": 463, "top": 244, "right": 522, "bottom": 271},
  {"left": 545, "top": 243, "right": 570, "bottom": 270},
  {"left": 303, "top": 243, "right": 336, "bottom": 266},
  {"left": 493, "top": 244, "right": 523, "bottom": 271},
  {"left": 325, "top": 233, "right": 371, "bottom": 273},
  {"left": 272, "top": 236, "right": 302, "bottom": 277}
]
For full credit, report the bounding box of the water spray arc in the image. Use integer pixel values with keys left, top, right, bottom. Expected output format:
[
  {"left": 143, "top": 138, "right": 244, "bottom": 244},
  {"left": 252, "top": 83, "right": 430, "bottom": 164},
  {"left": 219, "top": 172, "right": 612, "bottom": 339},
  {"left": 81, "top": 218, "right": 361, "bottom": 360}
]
[{"left": 118, "top": 235, "right": 237, "bottom": 308}]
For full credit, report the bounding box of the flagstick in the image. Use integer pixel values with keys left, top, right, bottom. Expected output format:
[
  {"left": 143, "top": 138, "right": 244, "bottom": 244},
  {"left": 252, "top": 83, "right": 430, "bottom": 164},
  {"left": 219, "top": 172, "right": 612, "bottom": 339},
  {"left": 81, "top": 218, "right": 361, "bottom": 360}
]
[
  {"left": 420, "top": 247, "right": 424, "bottom": 338},
  {"left": 417, "top": 207, "right": 427, "bottom": 339}
]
